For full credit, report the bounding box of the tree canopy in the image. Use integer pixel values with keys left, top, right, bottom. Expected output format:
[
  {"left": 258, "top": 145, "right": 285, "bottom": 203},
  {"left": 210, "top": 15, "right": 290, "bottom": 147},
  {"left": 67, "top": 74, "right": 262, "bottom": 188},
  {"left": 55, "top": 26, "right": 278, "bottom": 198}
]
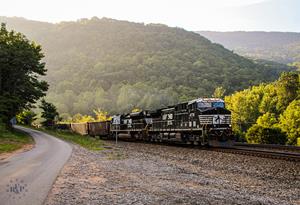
[
  {"left": 0, "top": 17, "right": 294, "bottom": 117},
  {"left": 225, "top": 72, "right": 300, "bottom": 145},
  {"left": 16, "top": 110, "right": 37, "bottom": 125},
  {"left": 0, "top": 23, "right": 48, "bottom": 125},
  {"left": 44, "top": 19, "right": 294, "bottom": 116}
]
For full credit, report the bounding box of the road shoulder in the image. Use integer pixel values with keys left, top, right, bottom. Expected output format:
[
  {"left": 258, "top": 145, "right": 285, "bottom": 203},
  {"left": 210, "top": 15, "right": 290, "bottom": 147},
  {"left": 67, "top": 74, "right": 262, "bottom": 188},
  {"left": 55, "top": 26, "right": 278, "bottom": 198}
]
[{"left": 0, "top": 125, "right": 35, "bottom": 160}]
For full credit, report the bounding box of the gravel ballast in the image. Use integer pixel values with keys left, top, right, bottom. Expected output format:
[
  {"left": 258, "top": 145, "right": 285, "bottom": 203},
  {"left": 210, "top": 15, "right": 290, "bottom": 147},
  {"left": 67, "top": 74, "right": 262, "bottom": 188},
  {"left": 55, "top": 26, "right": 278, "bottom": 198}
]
[{"left": 45, "top": 141, "right": 300, "bottom": 205}]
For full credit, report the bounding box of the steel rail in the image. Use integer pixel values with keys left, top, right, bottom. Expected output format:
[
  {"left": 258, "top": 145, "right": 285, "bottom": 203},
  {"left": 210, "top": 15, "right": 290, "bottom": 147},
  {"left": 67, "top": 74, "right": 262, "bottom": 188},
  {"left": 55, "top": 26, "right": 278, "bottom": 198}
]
[
  {"left": 211, "top": 147, "right": 300, "bottom": 162},
  {"left": 234, "top": 142, "right": 300, "bottom": 152}
]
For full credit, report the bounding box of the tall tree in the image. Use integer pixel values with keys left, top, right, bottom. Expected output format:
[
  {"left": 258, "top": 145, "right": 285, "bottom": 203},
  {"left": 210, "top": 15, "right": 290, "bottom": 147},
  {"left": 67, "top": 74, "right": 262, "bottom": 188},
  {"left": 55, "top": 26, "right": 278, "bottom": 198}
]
[
  {"left": 275, "top": 72, "right": 299, "bottom": 112},
  {"left": 39, "top": 99, "right": 59, "bottom": 127},
  {"left": 0, "top": 23, "right": 48, "bottom": 125}
]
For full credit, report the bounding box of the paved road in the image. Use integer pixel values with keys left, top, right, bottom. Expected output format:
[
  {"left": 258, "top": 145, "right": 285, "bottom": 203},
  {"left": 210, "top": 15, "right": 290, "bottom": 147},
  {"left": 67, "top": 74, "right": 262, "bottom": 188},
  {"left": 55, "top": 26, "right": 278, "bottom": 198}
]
[{"left": 0, "top": 126, "right": 72, "bottom": 205}]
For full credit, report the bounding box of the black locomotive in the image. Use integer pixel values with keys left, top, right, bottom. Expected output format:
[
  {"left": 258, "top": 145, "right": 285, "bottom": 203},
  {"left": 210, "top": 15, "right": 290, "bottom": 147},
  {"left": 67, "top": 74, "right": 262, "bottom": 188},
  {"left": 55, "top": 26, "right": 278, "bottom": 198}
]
[
  {"left": 65, "top": 98, "right": 234, "bottom": 147},
  {"left": 110, "top": 98, "right": 233, "bottom": 146}
]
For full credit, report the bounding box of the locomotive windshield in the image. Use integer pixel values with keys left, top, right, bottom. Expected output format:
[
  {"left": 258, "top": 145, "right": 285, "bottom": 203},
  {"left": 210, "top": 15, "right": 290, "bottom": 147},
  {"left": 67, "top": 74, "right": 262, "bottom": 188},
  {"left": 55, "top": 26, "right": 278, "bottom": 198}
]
[
  {"left": 196, "top": 100, "right": 225, "bottom": 109},
  {"left": 212, "top": 102, "right": 225, "bottom": 108}
]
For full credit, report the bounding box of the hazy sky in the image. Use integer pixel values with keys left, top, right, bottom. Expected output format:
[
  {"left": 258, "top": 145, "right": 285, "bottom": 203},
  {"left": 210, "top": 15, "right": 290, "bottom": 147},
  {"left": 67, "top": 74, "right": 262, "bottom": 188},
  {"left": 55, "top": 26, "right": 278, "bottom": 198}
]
[{"left": 1, "top": 0, "right": 299, "bottom": 32}]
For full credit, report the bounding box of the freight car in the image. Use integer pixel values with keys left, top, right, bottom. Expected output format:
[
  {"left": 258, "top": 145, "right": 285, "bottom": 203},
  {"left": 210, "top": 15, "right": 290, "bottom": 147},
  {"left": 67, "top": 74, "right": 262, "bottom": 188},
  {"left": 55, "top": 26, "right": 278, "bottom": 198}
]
[{"left": 67, "top": 98, "right": 234, "bottom": 147}]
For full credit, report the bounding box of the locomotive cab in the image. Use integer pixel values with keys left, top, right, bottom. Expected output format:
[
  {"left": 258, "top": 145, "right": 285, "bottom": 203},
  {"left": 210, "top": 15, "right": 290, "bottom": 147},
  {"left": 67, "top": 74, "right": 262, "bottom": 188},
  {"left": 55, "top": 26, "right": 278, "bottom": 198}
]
[{"left": 190, "top": 98, "right": 233, "bottom": 147}]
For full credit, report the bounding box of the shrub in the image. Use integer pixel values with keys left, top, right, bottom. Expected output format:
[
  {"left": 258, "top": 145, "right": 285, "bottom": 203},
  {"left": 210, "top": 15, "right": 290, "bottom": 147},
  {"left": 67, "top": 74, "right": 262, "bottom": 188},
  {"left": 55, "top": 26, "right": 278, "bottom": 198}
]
[{"left": 246, "top": 124, "right": 287, "bottom": 144}]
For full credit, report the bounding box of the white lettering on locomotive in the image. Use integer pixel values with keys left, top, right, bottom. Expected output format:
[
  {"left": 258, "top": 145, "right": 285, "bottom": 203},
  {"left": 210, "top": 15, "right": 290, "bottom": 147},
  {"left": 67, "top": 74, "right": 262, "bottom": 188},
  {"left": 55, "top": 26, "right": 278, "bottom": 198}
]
[{"left": 199, "top": 115, "right": 231, "bottom": 125}]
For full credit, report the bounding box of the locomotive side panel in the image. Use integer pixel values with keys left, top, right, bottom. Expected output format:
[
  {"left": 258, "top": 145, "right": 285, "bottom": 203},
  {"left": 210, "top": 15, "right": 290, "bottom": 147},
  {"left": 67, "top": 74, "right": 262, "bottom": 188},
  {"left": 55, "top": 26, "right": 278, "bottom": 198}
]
[{"left": 76, "top": 98, "right": 235, "bottom": 147}]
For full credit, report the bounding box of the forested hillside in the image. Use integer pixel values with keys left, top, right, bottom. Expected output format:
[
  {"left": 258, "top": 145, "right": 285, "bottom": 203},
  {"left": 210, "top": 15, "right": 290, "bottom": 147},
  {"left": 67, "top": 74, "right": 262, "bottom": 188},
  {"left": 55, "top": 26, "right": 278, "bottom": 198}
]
[
  {"left": 0, "top": 17, "right": 293, "bottom": 117},
  {"left": 225, "top": 72, "right": 300, "bottom": 145},
  {"left": 198, "top": 31, "right": 300, "bottom": 64}
]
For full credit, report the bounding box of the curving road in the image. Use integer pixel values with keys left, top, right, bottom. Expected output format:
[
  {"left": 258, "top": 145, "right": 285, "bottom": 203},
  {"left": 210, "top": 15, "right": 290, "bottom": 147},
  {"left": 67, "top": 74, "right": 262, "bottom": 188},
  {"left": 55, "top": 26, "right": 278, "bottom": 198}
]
[{"left": 0, "top": 126, "right": 72, "bottom": 205}]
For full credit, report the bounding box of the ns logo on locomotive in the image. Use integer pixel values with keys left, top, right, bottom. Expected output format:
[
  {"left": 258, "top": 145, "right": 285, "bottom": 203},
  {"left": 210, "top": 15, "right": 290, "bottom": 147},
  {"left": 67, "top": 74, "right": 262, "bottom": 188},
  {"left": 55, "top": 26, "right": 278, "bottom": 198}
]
[{"left": 109, "top": 98, "right": 234, "bottom": 147}]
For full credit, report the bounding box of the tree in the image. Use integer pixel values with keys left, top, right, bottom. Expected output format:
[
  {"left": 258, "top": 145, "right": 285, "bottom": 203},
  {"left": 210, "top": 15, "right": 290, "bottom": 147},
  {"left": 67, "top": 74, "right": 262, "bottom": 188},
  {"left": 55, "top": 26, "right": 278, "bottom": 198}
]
[
  {"left": 289, "top": 62, "right": 300, "bottom": 71},
  {"left": 279, "top": 99, "right": 300, "bottom": 145},
  {"left": 225, "top": 72, "right": 300, "bottom": 140},
  {"left": 16, "top": 110, "right": 37, "bottom": 125},
  {"left": 275, "top": 72, "right": 299, "bottom": 112},
  {"left": 93, "top": 109, "right": 111, "bottom": 122},
  {"left": 71, "top": 113, "right": 95, "bottom": 123},
  {"left": 131, "top": 108, "right": 141, "bottom": 113},
  {"left": 246, "top": 125, "right": 287, "bottom": 144},
  {"left": 0, "top": 23, "right": 48, "bottom": 125},
  {"left": 71, "top": 113, "right": 83, "bottom": 122},
  {"left": 256, "top": 112, "right": 278, "bottom": 128},
  {"left": 212, "top": 86, "right": 226, "bottom": 98},
  {"left": 77, "top": 115, "right": 95, "bottom": 123},
  {"left": 225, "top": 85, "right": 264, "bottom": 136},
  {"left": 39, "top": 99, "right": 59, "bottom": 127},
  {"left": 258, "top": 84, "right": 278, "bottom": 114}
]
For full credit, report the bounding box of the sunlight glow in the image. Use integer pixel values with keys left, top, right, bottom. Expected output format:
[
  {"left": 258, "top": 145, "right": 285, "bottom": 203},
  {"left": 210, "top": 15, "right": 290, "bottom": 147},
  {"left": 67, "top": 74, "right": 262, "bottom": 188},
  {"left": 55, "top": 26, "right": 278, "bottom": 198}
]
[{"left": 0, "top": 0, "right": 299, "bottom": 31}]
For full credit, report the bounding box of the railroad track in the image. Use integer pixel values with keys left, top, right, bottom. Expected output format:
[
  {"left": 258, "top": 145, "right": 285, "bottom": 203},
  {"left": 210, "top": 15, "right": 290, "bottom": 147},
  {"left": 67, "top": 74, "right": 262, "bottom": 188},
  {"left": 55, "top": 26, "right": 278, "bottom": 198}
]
[
  {"left": 104, "top": 139, "right": 300, "bottom": 161},
  {"left": 212, "top": 147, "right": 300, "bottom": 162},
  {"left": 147, "top": 143, "right": 300, "bottom": 162},
  {"left": 234, "top": 142, "right": 300, "bottom": 152}
]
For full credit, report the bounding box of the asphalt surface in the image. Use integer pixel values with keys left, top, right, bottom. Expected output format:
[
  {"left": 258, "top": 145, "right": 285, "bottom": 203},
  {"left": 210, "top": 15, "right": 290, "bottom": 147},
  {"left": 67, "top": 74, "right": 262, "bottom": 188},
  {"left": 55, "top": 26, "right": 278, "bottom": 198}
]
[{"left": 0, "top": 126, "right": 72, "bottom": 205}]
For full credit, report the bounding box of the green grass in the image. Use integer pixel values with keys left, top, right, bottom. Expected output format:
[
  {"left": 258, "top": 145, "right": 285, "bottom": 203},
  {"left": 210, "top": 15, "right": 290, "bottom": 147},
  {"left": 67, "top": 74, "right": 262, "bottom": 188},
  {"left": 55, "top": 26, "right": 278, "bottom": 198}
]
[
  {"left": 38, "top": 128, "right": 105, "bottom": 151},
  {"left": 0, "top": 124, "right": 33, "bottom": 154}
]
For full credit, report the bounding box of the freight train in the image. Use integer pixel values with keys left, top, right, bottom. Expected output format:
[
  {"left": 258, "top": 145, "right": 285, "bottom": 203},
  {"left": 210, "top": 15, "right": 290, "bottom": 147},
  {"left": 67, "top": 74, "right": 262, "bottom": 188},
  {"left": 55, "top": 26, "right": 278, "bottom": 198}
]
[{"left": 60, "top": 98, "right": 234, "bottom": 147}]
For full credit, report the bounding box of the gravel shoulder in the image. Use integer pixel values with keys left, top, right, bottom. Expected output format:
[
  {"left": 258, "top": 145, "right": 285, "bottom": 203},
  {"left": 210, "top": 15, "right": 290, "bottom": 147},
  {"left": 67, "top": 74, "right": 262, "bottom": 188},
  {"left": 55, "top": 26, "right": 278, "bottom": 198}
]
[{"left": 45, "top": 141, "right": 300, "bottom": 205}]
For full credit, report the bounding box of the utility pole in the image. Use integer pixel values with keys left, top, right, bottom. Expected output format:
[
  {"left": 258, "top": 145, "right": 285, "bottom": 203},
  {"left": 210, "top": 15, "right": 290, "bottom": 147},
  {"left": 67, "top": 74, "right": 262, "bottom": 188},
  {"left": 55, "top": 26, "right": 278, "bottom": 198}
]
[
  {"left": 116, "top": 125, "right": 118, "bottom": 145},
  {"left": 113, "top": 115, "right": 120, "bottom": 145}
]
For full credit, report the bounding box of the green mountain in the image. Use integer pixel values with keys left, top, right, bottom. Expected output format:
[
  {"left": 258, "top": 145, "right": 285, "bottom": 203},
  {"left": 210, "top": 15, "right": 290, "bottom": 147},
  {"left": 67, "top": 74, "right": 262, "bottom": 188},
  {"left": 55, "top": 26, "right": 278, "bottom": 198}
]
[
  {"left": 197, "top": 31, "right": 300, "bottom": 64},
  {"left": 0, "top": 17, "right": 293, "bottom": 117}
]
